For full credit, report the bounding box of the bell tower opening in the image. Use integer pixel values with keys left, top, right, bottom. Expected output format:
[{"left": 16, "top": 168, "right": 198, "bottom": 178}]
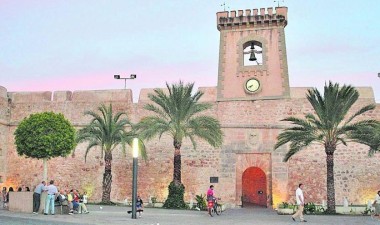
[
  {"left": 243, "top": 41, "right": 263, "bottom": 66},
  {"left": 242, "top": 167, "right": 267, "bottom": 207}
]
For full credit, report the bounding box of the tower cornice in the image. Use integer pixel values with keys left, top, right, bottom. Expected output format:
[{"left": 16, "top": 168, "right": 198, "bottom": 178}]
[{"left": 217, "top": 7, "right": 288, "bottom": 31}]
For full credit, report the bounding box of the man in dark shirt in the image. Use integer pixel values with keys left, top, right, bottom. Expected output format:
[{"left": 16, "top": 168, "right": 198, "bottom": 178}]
[{"left": 33, "top": 181, "right": 45, "bottom": 214}]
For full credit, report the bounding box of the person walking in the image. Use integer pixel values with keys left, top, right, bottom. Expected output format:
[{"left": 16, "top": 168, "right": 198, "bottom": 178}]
[
  {"left": 44, "top": 180, "right": 58, "bottom": 215},
  {"left": 33, "top": 181, "right": 46, "bottom": 214},
  {"left": 292, "top": 183, "right": 307, "bottom": 222}
]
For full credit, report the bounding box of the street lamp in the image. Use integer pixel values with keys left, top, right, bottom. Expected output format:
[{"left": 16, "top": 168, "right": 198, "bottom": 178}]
[
  {"left": 131, "top": 138, "right": 139, "bottom": 219},
  {"left": 114, "top": 74, "right": 137, "bottom": 89}
]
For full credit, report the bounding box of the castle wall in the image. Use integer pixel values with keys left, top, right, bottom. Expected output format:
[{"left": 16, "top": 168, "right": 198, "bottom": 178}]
[
  {"left": 0, "top": 86, "right": 9, "bottom": 184},
  {"left": 1, "top": 86, "right": 379, "bottom": 208}
]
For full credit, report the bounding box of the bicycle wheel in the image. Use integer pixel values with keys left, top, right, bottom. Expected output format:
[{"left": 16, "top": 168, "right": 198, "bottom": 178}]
[
  {"left": 210, "top": 207, "right": 215, "bottom": 216},
  {"left": 215, "top": 205, "right": 222, "bottom": 215}
]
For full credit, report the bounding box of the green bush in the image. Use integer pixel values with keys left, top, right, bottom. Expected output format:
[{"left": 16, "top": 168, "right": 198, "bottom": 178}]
[
  {"left": 278, "top": 202, "right": 290, "bottom": 209},
  {"left": 15, "top": 112, "right": 76, "bottom": 159},
  {"left": 304, "top": 202, "right": 316, "bottom": 214},
  {"left": 194, "top": 194, "right": 207, "bottom": 211},
  {"left": 163, "top": 181, "right": 188, "bottom": 209}
]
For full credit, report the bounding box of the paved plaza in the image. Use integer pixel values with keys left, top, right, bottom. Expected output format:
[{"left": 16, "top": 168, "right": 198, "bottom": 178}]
[{"left": 0, "top": 205, "right": 379, "bottom": 225}]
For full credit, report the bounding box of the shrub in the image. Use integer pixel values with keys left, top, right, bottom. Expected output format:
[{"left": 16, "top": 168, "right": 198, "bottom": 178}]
[
  {"left": 194, "top": 194, "right": 207, "bottom": 211},
  {"left": 163, "top": 181, "right": 188, "bottom": 209},
  {"left": 304, "top": 202, "right": 316, "bottom": 214},
  {"left": 278, "top": 202, "right": 290, "bottom": 209}
]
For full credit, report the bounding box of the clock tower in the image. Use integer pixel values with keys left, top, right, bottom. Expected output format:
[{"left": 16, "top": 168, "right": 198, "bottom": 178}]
[{"left": 216, "top": 7, "right": 290, "bottom": 101}]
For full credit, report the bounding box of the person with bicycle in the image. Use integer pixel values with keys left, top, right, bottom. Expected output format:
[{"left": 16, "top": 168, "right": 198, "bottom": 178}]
[{"left": 207, "top": 185, "right": 217, "bottom": 217}]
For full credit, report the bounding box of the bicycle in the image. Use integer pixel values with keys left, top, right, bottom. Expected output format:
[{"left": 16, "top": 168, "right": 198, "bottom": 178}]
[{"left": 208, "top": 198, "right": 222, "bottom": 216}]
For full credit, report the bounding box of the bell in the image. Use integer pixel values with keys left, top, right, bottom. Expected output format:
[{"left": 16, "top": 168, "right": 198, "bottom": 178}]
[
  {"left": 249, "top": 42, "right": 257, "bottom": 61},
  {"left": 249, "top": 52, "right": 257, "bottom": 61}
]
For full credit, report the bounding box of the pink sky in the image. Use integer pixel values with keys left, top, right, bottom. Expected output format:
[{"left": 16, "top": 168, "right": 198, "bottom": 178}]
[{"left": 1, "top": 0, "right": 379, "bottom": 102}]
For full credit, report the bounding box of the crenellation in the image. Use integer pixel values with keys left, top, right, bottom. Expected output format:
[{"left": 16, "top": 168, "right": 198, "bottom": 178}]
[
  {"left": 0, "top": 86, "right": 7, "bottom": 100},
  {"left": 268, "top": 7, "right": 273, "bottom": 16},
  {"left": 71, "top": 89, "right": 133, "bottom": 103},
  {"left": 53, "top": 91, "right": 72, "bottom": 102},
  {"left": 217, "top": 7, "right": 288, "bottom": 30},
  {"left": 198, "top": 87, "right": 217, "bottom": 102},
  {"left": 9, "top": 91, "right": 52, "bottom": 103},
  {"left": 253, "top": 9, "right": 258, "bottom": 16},
  {"left": 260, "top": 8, "right": 265, "bottom": 15}
]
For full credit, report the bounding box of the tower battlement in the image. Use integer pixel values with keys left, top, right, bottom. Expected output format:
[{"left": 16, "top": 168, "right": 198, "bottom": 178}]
[{"left": 216, "top": 7, "right": 287, "bottom": 30}]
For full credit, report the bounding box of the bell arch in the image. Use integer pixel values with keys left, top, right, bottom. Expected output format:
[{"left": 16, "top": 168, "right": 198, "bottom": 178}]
[{"left": 243, "top": 41, "right": 263, "bottom": 66}]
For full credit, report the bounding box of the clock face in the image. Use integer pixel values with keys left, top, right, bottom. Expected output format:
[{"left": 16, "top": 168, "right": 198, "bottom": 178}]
[{"left": 245, "top": 78, "right": 260, "bottom": 93}]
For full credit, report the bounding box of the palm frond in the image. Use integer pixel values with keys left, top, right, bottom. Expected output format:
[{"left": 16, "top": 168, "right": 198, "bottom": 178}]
[
  {"left": 275, "top": 81, "right": 380, "bottom": 160},
  {"left": 135, "top": 81, "right": 223, "bottom": 152},
  {"left": 76, "top": 104, "right": 147, "bottom": 162}
]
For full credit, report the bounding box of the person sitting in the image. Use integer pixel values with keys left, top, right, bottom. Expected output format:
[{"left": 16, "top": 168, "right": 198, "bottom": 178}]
[
  {"left": 2, "top": 187, "right": 7, "bottom": 208},
  {"left": 67, "top": 189, "right": 75, "bottom": 215},
  {"left": 72, "top": 190, "right": 89, "bottom": 214},
  {"left": 57, "top": 190, "right": 67, "bottom": 203},
  {"left": 136, "top": 196, "right": 143, "bottom": 218},
  {"left": 79, "top": 191, "right": 89, "bottom": 214},
  {"left": 127, "top": 195, "right": 144, "bottom": 217},
  {"left": 82, "top": 191, "right": 88, "bottom": 204}
]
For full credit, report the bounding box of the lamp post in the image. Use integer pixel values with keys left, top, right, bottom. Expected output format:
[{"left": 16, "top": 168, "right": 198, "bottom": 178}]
[
  {"left": 114, "top": 74, "right": 137, "bottom": 89},
  {"left": 131, "top": 138, "right": 139, "bottom": 219}
]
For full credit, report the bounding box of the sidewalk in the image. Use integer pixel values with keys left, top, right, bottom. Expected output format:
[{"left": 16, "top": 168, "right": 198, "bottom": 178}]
[{"left": 0, "top": 205, "right": 378, "bottom": 225}]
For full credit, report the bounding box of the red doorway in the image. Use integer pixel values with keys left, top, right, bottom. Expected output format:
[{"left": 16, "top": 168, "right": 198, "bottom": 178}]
[{"left": 242, "top": 167, "right": 267, "bottom": 206}]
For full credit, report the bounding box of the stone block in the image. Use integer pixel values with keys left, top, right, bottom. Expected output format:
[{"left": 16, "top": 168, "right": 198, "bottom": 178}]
[{"left": 8, "top": 191, "right": 33, "bottom": 213}]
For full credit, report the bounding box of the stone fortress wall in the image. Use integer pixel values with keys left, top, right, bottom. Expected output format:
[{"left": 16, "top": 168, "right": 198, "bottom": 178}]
[{"left": 0, "top": 85, "right": 379, "bottom": 207}]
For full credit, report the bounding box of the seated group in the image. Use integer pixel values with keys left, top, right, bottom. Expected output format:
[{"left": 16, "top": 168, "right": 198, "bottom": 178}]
[{"left": 56, "top": 189, "right": 89, "bottom": 215}]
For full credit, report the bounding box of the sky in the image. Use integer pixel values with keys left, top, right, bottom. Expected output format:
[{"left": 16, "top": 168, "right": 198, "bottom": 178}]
[{"left": 0, "top": 0, "right": 379, "bottom": 102}]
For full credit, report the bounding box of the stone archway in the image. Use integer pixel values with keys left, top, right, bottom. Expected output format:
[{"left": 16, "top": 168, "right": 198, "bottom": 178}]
[
  {"left": 242, "top": 167, "right": 267, "bottom": 206},
  {"left": 235, "top": 153, "right": 271, "bottom": 207}
]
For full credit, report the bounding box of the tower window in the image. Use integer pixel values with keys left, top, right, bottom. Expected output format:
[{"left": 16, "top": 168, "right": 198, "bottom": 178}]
[{"left": 243, "top": 41, "right": 263, "bottom": 66}]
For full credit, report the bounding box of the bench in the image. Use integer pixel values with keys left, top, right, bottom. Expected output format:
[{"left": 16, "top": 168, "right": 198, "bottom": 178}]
[{"left": 54, "top": 198, "right": 70, "bottom": 214}]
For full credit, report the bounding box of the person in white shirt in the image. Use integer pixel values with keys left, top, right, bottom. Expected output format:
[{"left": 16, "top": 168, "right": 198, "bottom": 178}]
[
  {"left": 374, "top": 191, "right": 380, "bottom": 216},
  {"left": 292, "top": 183, "right": 307, "bottom": 222},
  {"left": 44, "top": 180, "right": 58, "bottom": 215}
]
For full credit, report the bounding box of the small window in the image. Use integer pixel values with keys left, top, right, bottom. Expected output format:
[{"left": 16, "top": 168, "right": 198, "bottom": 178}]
[
  {"left": 243, "top": 41, "right": 263, "bottom": 66},
  {"left": 210, "top": 177, "right": 219, "bottom": 183}
]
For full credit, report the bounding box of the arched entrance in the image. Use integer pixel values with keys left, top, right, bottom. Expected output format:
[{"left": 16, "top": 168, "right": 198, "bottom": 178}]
[{"left": 242, "top": 167, "right": 267, "bottom": 207}]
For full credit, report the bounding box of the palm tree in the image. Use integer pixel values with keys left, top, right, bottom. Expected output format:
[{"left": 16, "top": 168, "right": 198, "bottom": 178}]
[
  {"left": 135, "top": 81, "right": 223, "bottom": 208},
  {"left": 274, "top": 81, "right": 379, "bottom": 213},
  {"left": 76, "top": 104, "right": 146, "bottom": 204}
]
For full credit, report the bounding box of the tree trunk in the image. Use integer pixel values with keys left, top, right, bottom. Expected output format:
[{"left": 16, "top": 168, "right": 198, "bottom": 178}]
[
  {"left": 43, "top": 158, "right": 48, "bottom": 182},
  {"left": 173, "top": 140, "right": 182, "bottom": 185},
  {"left": 102, "top": 151, "right": 113, "bottom": 203},
  {"left": 326, "top": 150, "right": 336, "bottom": 213}
]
